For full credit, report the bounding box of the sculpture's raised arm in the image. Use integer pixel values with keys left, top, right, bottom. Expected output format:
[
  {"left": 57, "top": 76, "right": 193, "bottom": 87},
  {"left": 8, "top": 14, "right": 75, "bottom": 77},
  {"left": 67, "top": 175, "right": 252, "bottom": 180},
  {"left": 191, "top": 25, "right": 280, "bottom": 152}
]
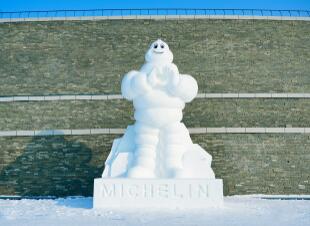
[
  {"left": 162, "top": 63, "right": 198, "bottom": 102},
  {"left": 169, "top": 73, "right": 198, "bottom": 103},
  {"left": 121, "top": 70, "right": 151, "bottom": 100}
]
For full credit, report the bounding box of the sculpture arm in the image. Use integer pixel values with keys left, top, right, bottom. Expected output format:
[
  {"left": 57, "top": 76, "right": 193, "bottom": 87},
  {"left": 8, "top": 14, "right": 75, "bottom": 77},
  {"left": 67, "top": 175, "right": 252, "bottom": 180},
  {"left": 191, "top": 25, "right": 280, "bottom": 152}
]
[
  {"left": 121, "top": 70, "right": 152, "bottom": 100},
  {"left": 169, "top": 74, "right": 198, "bottom": 103}
]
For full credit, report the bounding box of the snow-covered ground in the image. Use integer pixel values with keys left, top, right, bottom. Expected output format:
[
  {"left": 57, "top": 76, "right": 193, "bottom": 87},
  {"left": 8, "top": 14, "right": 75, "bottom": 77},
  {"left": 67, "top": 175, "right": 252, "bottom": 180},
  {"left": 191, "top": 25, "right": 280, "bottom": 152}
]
[{"left": 0, "top": 196, "right": 309, "bottom": 226}]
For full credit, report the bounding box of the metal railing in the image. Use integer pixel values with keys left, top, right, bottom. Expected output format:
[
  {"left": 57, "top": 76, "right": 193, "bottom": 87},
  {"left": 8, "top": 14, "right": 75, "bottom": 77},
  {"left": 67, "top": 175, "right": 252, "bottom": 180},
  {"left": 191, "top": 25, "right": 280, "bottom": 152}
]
[{"left": 0, "top": 8, "right": 309, "bottom": 19}]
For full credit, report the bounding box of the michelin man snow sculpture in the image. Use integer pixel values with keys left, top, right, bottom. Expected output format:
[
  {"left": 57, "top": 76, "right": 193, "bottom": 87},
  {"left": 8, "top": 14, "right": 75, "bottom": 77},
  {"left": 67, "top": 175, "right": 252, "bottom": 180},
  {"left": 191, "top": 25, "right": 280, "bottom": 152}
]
[{"left": 102, "top": 39, "right": 215, "bottom": 179}]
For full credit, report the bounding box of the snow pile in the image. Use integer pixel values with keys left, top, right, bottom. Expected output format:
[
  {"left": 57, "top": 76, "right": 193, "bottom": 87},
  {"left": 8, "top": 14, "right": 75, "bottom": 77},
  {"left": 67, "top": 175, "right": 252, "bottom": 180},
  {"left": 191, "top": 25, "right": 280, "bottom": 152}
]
[{"left": 0, "top": 196, "right": 309, "bottom": 226}]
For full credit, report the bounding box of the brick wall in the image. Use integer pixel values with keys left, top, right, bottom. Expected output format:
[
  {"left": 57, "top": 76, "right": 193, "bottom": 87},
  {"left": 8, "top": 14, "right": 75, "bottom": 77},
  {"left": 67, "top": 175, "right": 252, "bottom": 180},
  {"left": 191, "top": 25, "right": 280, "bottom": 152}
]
[
  {"left": 0, "top": 134, "right": 309, "bottom": 196},
  {"left": 0, "top": 18, "right": 309, "bottom": 196},
  {"left": 0, "top": 19, "right": 309, "bottom": 95},
  {"left": 0, "top": 99, "right": 310, "bottom": 130}
]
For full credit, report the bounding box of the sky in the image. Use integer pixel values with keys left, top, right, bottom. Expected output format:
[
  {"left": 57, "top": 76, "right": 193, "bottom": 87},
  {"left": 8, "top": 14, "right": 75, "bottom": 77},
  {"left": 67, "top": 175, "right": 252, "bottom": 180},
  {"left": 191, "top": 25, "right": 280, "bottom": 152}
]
[{"left": 1, "top": 0, "right": 310, "bottom": 12}]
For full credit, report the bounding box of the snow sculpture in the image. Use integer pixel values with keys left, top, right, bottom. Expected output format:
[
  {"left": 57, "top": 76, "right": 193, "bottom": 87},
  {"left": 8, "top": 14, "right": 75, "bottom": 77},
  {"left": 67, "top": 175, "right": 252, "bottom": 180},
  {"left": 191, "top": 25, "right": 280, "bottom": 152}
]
[{"left": 102, "top": 39, "right": 215, "bottom": 179}]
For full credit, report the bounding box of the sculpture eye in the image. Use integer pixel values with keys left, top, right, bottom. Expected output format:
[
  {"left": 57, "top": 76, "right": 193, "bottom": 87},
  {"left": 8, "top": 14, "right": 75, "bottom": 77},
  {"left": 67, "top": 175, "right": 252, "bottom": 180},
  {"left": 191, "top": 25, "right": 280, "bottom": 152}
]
[
  {"left": 154, "top": 44, "right": 158, "bottom": 49},
  {"left": 161, "top": 44, "right": 164, "bottom": 49}
]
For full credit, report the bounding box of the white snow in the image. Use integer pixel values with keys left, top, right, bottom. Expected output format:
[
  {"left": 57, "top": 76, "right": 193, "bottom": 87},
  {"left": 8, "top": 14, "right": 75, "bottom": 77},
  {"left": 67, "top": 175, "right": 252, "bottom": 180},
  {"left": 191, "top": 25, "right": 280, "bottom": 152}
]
[{"left": 0, "top": 195, "right": 309, "bottom": 226}]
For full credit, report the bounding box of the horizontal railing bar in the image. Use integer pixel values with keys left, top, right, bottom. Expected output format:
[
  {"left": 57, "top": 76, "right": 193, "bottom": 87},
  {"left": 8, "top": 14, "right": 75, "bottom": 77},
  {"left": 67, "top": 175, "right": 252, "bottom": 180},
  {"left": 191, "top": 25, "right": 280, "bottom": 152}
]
[
  {"left": 0, "top": 8, "right": 309, "bottom": 20},
  {"left": 1, "top": 8, "right": 309, "bottom": 14}
]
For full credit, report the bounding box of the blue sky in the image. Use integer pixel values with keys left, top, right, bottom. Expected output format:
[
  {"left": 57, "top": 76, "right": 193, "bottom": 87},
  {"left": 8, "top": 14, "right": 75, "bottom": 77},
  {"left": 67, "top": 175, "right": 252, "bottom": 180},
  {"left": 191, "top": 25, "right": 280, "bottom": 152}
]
[{"left": 1, "top": 0, "right": 310, "bottom": 12}]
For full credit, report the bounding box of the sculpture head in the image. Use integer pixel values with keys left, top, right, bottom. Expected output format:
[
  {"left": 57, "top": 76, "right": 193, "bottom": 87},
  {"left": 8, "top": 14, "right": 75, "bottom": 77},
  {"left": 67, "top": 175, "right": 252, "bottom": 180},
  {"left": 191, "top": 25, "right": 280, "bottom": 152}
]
[{"left": 145, "top": 39, "right": 173, "bottom": 65}]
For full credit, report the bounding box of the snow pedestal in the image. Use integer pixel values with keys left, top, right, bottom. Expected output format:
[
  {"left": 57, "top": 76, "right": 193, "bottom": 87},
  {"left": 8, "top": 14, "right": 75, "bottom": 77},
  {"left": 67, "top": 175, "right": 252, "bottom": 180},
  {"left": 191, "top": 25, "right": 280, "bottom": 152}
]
[
  {"left": 93, "top": 125, "right": 224, "bottom": 209},
  {"left": 93, "top": 178, "right": 223, "bottom": 209},
  {"left": 93, "top": 125, "right": 223, "bottom": 208}
]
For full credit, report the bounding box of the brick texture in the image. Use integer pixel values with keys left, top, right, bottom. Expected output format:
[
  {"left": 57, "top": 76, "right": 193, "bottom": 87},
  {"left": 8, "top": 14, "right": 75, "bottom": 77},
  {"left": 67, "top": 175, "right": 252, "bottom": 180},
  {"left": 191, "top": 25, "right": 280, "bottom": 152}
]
[
  {"left": 0, "top": 134, "right": 309, "bottom": 196},
  {"left": 0, "top": 19, "right": 309, "bottom": 196},
  {"left": 0, "top": 19, "right": 309, "bottom": 95}
]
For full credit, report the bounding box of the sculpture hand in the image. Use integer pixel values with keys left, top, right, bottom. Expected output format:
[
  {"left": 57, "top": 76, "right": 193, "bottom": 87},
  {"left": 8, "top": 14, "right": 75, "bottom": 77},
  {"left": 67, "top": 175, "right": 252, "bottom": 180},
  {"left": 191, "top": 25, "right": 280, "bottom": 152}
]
[
  {"left": 131, "top": 72, "right": 152, "bottom": 95},
  {"left": 163, "top": 65, "right": 180, "bottom": 91},
  {"left": 147, "top": 68, "right": 161, "bottom": 87}
]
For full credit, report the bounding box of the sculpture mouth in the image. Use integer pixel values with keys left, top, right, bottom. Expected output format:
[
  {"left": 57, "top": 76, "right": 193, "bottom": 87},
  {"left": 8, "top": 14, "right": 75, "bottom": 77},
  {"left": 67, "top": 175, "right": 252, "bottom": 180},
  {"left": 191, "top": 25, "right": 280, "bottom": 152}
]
[{"left": 153, "top": 50, "right": 164, "bottom": 54}]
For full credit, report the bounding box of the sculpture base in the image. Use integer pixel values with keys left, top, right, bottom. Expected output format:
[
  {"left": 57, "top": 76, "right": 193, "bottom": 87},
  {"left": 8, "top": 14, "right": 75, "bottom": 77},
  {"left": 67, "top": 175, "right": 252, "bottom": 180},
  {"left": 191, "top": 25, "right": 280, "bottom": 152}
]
[{"left": 93, "top": 178, "right": 223, "bottom": 209}]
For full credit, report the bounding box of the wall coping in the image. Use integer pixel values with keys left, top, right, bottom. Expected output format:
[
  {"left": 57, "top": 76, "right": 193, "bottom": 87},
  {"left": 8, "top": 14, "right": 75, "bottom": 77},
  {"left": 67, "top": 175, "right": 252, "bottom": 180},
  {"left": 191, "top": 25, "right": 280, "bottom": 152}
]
[
  {"left": 1, "top": 93, "right": 310, "bottom": 102},
  {"left": 0, "top": 127, "right": 309, "bottom": 137}
]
